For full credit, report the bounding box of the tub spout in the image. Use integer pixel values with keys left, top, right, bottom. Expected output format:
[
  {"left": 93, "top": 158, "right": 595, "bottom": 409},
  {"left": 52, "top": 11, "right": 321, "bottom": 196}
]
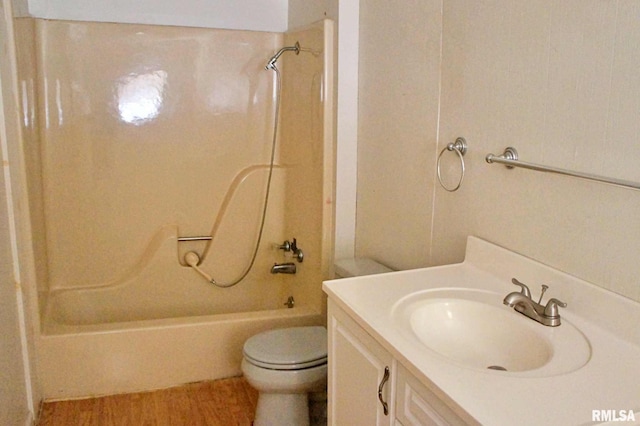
[{"left": 271, "top": 262, "right": 296, "bottom": 274}]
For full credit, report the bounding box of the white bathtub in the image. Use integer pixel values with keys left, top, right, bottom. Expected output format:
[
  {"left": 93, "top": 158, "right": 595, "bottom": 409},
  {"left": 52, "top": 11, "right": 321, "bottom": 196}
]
[
  {"left": 37, "top": 225, "right": 324, "bottom": 399},
  {"left": 31, "top": 18, "right": 334, "bottom": 401},
  {"left": 38, "top": 304, "right": 322, "bottom": 400}
]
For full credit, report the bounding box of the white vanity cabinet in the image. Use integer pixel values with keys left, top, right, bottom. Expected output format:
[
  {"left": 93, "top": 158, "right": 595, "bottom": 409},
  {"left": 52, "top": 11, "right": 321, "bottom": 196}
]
[
  {"left": 324, "top": 237, "right": 640, "bottom": 425},
  {"left": 328, "top": 301, "right": 395, "bottom": 425},
  {"left": 328, "top": 300, "right": 473, "bottom": 426}
]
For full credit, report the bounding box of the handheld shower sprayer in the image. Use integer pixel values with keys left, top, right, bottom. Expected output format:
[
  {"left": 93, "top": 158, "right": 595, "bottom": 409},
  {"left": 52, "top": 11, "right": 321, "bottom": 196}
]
[
  {"left": 184, "top": 41, "right": 302, "bottom": 289},
  {"left": 265, "top": 41, "right": 300, "bottom": 70},
  {"left": 184, "top": 251, "right": 215, "bottom": 284}
]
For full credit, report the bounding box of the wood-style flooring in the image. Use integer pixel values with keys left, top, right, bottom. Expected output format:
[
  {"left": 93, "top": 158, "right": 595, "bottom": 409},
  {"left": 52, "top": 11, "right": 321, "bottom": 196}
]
[{"left": 37, "top": 377, "right": 258, "bottom": 426}]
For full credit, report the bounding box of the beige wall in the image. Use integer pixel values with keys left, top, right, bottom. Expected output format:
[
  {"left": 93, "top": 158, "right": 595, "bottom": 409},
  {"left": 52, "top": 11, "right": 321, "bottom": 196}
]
[
  {"left": 0, "top": 0, "right": 37, "bottom": 422},
  {"left": 356, "top": 0, "right": 442, "bottom": 270},
  {"left": 0, "top": 58, "right": 31, "bottom": 426},
  {"left": 357, "top": 0, "right": 640, "bottom": 303},
  {"left": 0, "top": 145, "right": 30, "bottom": 426}
]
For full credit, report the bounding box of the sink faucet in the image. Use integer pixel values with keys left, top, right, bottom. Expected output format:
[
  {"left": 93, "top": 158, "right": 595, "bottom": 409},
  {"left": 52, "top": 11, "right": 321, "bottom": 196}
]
[{"left": 503, "top": 278, "right": 566, "bottom": 327}]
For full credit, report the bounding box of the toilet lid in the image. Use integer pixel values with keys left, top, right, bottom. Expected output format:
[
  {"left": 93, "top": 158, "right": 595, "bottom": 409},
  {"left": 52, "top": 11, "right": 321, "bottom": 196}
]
[{"left": 243, "top": 326, "right": 327, "bottom": 370}]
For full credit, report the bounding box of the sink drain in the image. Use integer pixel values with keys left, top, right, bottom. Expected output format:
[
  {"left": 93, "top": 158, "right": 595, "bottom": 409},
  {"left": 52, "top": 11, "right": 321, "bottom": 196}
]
[{"left": 487, "top": 365, "right": 508, "bottom": 371}]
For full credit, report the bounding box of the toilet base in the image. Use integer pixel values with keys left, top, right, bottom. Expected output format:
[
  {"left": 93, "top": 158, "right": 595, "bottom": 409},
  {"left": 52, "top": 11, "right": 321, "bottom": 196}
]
[{"left": 254, "top": 392, "right": 309, "bottom": 426}]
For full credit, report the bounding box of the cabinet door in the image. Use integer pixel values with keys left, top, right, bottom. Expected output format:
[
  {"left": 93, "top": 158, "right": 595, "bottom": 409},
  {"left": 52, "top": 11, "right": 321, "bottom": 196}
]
[
  {"left": 328, "top": 302, "right": 394, "bottom": 426},
  {"left": 396, "top": 365, "right": 476, "bottom": 426}
]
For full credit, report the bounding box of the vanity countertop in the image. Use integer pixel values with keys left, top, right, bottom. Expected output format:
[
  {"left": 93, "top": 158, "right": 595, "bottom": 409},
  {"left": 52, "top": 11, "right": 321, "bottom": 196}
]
[{"left": 323, "top": 237, "right": 640, "bottom": 426}]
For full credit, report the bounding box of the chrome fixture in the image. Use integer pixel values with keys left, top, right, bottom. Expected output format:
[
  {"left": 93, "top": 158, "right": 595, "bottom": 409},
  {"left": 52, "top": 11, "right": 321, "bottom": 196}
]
[
  {"left": 503, "top": 278, "right": 566, "bottom": 327},
  {"left": 177, "top": 236, "right": 212, "bottom": 242},
  {"left": 278, "top": 238, "right": 304, "bottom": 263},
  {"left": 265, "top": 41, "right": 300, "bottom": 71},
  {"left": 278, "top": 240, "right": 292, "bottom": 251},
  {"left": 486, "top": 146, "right": 518, "bottom": 169},
  {"left": 290, "top": 238, "right": 304, "bottom": 263},
  {"left": 437, "top": 137, "right": 468, "bottom": 192},
  {"left": 271, "top": 262, "right": 297, "bottom": 274},
  {"left": 284, "top": 296, "right": 295, "bottom": 308},
  {"left": 378, "top": 366, "right": 390, "bottom": 416},
  {"left": 486, "top": 146, "right": 640, "bottom": 191}
]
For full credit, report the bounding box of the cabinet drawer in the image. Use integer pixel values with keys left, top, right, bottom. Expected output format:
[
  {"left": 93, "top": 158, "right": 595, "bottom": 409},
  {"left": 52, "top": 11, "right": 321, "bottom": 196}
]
[{"left": 395, "top": 365, "right": 469, "bottom": 426}]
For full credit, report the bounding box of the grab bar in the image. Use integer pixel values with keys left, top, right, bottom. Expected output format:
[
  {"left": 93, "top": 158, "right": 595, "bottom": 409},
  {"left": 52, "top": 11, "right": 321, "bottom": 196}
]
[
  {"left": 178, "top": 236, "right": 212, "bottom": 242},
  {"left": 486, "top": 147, "right": 640, "bottom": 191}
]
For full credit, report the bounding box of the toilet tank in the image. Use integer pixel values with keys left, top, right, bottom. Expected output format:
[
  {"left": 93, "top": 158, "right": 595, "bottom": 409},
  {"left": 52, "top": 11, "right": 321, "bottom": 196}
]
[{"left": 334, "top": 258, "right": 393, "bottom": 278}]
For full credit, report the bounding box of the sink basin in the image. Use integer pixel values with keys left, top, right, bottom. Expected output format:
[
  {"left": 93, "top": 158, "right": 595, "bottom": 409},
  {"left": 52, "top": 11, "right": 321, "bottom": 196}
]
[
  {"left": 392, "top": 288, "right": 591, "bottom": 376},
  {"left": 410, "top": 299, "right": 552, "bottom": 371}
]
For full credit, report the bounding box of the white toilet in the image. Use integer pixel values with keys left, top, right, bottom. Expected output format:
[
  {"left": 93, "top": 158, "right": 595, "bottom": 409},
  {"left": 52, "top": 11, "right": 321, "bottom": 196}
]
[
  {"left": 242, "top": 326, "right": 327, "bottom": 426},
  {"left": 242, "top": 258, "right": 392, "bottom": 426},
  {"left": 334, "top": 257, "right": 392, "bottom": 278}
]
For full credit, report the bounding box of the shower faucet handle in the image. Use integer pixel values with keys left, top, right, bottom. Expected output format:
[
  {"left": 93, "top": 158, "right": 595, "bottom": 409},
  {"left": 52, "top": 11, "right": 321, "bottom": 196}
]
[
  {"left": 278, "top": 240, "right": 292, "bottom": 252},
  {"left": 290, "top": 238, "right": 304, "bottom": 263},
  {"left": 278, "top": 239, "right": 303, "bottom": 262}
]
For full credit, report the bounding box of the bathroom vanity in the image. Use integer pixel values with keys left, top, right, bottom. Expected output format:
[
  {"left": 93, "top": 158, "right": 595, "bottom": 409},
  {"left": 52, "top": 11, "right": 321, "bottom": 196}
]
[
  {"left": 328, "top": 300, "right": 477, "bottom": 425},
  {"left": 323, "top": 237, "right": 640, "bottom": 425}
]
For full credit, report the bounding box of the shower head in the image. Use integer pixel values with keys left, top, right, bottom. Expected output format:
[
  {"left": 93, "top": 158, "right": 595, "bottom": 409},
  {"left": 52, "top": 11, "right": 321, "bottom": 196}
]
[{"left": 265, "top": 41, "right": 300, "bottom": 70}]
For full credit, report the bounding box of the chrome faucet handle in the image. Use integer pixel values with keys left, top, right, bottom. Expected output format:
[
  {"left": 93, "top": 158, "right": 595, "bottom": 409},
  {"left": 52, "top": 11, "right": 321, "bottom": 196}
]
[
  {"left": 289, "top": 238, "right": 304, "bottom": 263},
  {"left": 511, "top": 278, "right": 532, "bottom": 298},
  {"left": 543, "top": 298, "right": 567, "bottom": 317},
  {"left": 278, "top": 240, "right": 292, "bottom": 251}
]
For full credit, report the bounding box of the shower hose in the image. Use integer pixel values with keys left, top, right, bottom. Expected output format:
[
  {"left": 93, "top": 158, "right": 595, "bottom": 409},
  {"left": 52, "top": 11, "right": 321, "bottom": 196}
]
[{"left": 186, "top": 63, "right": 284, "bottom": 288}]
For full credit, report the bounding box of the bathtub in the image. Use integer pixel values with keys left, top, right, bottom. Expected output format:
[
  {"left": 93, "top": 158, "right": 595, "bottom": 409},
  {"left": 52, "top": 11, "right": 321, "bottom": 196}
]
[
  {"left": 39, "top": 302, "right": 322, "bottom": 400},
  {"left": 36, "top": 219, "right": 326, "bottom": 401},
  {"left": 35, "top": 223, "right": 325, "bottom": 400},
  {"left": 30, "top": 18, "right": 334, "bottom": 401}
]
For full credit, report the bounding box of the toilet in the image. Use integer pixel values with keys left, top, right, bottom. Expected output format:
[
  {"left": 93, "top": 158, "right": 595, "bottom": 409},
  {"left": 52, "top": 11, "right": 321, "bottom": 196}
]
[
  {"left": 241, "top": 258, "right": 393, "bottom": 426},
  {"left": 242, "top": 326, "right": 327, "bottom": 426},
  {"left": 334, "top": 257, "right": 393, "bottom": 278}
]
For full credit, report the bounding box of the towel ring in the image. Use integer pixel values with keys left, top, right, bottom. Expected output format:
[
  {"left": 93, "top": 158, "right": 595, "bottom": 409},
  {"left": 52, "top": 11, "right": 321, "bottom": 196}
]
[{"left": 437, "top": 137, "right": 467, "bottom": 192}]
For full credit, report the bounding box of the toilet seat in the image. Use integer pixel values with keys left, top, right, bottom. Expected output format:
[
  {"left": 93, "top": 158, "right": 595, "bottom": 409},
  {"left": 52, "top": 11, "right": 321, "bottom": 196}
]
[{"left": 243, "top": 326, "right": 327, "bottom": 371}]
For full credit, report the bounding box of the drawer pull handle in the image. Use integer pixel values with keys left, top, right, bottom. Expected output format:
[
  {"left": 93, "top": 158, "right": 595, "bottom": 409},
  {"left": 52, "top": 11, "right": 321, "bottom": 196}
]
[{"left": 378, "top": 366, "right": 390, "bottom": 415}]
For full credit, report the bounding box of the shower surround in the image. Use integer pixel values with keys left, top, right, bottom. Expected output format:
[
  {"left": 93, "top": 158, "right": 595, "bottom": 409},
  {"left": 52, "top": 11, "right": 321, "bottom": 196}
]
[{"left": 15, "top": 18, "right": 334, "bottom": 398}]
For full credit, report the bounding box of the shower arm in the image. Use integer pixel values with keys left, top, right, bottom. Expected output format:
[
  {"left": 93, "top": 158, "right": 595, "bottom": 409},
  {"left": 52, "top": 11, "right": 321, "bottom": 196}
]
[{"left": 265, "top": 42, "right": 300, "bottom": 70}]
